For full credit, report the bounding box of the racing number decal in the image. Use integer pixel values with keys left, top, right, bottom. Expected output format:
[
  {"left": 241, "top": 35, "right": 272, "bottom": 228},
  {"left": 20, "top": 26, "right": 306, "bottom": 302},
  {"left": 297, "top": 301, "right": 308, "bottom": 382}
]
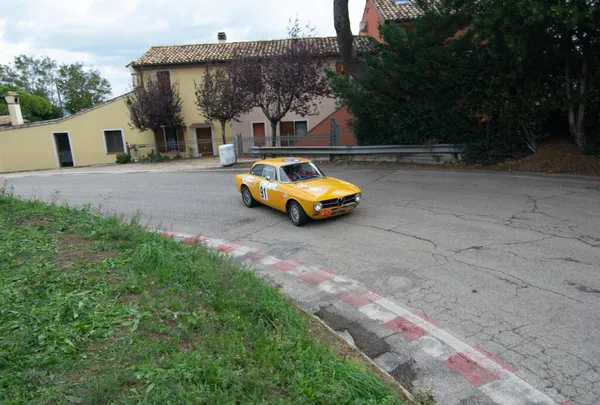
[{"left": 259, "top": 184, "right": 268, "bottom": 200}]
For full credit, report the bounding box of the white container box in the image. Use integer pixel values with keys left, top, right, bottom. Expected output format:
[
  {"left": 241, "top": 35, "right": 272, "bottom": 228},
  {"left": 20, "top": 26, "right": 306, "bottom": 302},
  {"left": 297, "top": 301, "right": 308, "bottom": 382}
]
[{"left": 218, "top": 144, "right": 236, "bottom": 166}]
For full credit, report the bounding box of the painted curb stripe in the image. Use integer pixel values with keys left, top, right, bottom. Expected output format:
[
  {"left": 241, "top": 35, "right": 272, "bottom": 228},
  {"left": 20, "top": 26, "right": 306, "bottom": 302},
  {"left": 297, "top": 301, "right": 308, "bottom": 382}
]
[{"left": 156, "top": 229, "right": 564, "bottom": 405}]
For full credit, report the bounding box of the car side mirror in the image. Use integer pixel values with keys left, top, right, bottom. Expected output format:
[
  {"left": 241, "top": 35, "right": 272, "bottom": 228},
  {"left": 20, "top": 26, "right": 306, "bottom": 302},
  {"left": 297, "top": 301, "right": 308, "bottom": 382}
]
[{"left": 266, "top": 176, "right": 271, "bottom": 181}]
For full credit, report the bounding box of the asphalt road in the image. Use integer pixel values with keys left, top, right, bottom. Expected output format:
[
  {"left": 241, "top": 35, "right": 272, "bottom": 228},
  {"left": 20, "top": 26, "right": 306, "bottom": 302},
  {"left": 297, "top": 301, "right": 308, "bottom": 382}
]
[{"left": 6, "top": 166, "right": 600, "bottom": 404}]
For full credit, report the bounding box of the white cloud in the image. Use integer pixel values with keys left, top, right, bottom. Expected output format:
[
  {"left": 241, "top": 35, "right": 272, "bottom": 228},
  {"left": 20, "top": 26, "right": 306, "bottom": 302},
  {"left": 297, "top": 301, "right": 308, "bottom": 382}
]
[{"left": 1, "top": 0, "right": 366, "bottom": 96}]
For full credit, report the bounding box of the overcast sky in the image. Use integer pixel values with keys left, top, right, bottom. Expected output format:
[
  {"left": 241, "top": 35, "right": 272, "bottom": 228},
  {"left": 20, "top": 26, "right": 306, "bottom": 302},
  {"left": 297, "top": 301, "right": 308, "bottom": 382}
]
[{"left": 0, "top": 0, "right": 366, "bottom": 97}]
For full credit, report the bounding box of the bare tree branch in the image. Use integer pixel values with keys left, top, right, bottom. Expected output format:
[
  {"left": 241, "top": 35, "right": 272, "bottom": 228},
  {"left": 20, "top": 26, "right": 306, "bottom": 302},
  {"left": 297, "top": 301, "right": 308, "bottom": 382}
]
[
  {"left": 232, "top": 19, "right": 331, "bottom": 146},
  {"left": 195, "top": 65, "right": 253, "bottom": 144}
]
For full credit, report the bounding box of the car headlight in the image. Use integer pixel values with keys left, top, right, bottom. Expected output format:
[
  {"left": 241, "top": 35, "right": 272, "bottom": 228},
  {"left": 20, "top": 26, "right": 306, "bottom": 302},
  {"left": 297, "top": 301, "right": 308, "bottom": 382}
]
[
  {"left": 355, "top": 193, "right": 362, "bottom": 202},
  {"left": 314, "top": 202, "right": 323, "bottom": 212}
]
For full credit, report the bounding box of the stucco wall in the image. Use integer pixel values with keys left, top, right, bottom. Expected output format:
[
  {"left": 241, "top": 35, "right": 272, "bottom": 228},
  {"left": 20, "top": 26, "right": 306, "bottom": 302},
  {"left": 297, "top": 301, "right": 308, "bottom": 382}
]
[
  {"left": 361, "top": 0, "right": 385, "bottom": 43},
  {"left": 231, "top": 97, "right": 337, "bottom": 139},
  {"left": 230, "top": 59, "right": 342, "bottom": 140},
  {"left": 140, "top": 65, "right": 233, "bottom": 149},
  {"left": 0, "top": 96, "right": 154, "bottom": 173},
  {"left": 295, "top": 106, "right": 357, "bottom": 146}
]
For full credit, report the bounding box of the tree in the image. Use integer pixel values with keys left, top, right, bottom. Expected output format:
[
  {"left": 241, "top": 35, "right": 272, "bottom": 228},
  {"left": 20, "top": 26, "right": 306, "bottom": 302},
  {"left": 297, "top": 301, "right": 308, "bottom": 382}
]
[
  {"left": 233, "top": 18, "right": 331, "bottom": 146},
  {"left": 194, "top": 65, "right": 253, "bottom": 144},
  {"left": 0, "top": 84, "right": 63, "bottom": 122},
  {"left": 0, "top": 55, "right": 59, "bottom": 103},
  {"left": 57, "top": 63, "right": 112, "bottom": 114},
  {"left": 125, "top": 77, "right": 185, "bottom": 135},
  {"left": 550, "top": 0, "right": 600, "bottom": 150}
]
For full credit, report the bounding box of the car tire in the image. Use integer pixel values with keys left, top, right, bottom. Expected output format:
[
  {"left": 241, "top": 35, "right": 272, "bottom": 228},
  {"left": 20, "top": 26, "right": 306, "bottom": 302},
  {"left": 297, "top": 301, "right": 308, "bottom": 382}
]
[
  {"left": 288, "top": 201, "right": 309, "bottom": 226},
  {"left": 242, "top": 186, "right": 257, "bottom": 208}
]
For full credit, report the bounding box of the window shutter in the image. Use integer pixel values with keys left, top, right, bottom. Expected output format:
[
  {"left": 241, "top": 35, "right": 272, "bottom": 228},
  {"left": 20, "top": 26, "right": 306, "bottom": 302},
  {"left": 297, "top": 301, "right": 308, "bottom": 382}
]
[
  {"left": 154, "top": 129, "right": 166, "bottom": 153},
  {"left": 177, "top": 126, "right": 186, "bottom": 152}
]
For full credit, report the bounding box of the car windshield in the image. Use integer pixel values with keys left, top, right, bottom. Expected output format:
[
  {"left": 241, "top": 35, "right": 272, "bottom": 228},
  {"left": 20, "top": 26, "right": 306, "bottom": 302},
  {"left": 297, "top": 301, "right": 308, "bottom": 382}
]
[{"left": 279, "top": 162, "right": 324, "bottom": 183}]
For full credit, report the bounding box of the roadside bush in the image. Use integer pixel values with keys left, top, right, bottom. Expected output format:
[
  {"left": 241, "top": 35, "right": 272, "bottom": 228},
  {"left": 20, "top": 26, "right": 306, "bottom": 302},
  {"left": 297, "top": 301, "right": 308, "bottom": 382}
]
[{"left": 115, "top": 153, "right": 130, "bottom": 164}]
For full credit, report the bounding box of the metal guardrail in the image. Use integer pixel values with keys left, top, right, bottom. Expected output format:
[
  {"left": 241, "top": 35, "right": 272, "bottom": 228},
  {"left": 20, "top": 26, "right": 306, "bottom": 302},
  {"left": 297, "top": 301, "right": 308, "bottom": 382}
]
[{"left": 249, "top": 144, "right": 466, "bottom": 156}]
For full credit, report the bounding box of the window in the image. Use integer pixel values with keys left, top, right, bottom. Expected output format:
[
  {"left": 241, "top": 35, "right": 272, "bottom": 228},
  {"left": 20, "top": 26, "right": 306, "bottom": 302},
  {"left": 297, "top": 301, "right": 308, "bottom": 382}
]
[
  {"left": 164, "top": 127, "right": 178, "bottom": 151},
  {"left": 279, "top": 162, "right": 324, "bottom": 183},
  {"left": 156, "top": 71, "right": 171, "bottom": 91},
  {"left": 294, "top": 121, "right": 308, "bottom": 138},
  {"left": 395, "top": 0, "right": 412, "bottom": 5},
  {"left": 336, "top": 61, "right": 348, "bottom": 76},
  {"left": 262, "top": 165, "right": 277, "bottom": 181},
  {"left": 103, "top": 130, "right": 124, "bottom": 153},
  {"left": 250, "top": 164, "right": 265, "bottom": 177}
]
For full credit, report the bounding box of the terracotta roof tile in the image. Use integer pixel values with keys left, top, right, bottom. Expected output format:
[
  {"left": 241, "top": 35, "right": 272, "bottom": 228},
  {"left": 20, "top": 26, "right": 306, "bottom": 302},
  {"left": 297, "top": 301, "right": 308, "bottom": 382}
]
[
  {"left": 371, "top": 0, "right": 423, "bottom": 22},
  {"left": 133, "top": 36, "right": 376, "bottom": 67}
]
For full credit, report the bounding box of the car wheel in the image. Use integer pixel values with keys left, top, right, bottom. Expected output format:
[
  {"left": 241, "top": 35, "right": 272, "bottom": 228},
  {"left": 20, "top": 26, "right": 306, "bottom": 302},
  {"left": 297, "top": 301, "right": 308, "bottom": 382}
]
[
  {"left": 288, "top": 201, "right": 309, "bottom": 226},
  {"left": 242, "top": 186, "right": 257, "bottom": 208}
]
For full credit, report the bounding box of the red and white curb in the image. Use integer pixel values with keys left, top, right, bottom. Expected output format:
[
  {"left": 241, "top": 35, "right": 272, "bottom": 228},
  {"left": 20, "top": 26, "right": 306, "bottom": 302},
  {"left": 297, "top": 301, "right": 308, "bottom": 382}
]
[{"left": 157, "top": 229, "right": 570, "bottom": 405}]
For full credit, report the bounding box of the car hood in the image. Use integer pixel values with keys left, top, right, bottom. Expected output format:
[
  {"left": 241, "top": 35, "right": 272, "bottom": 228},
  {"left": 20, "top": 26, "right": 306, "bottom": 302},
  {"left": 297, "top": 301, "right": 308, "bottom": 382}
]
[{"left": 289, "top": 177, "right": 360, "bottom": 200}]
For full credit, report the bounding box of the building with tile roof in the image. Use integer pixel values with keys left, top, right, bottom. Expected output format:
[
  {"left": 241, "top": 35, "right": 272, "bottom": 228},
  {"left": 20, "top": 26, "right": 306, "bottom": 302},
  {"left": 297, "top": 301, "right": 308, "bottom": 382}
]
[
  {"left": 132, "top": 36, "right": 375, "bottom": 68},
  {"left": 127, "top": 34, "right": 375, "bottom": 155},
  {"left": 359, "top": 0, "right": 423, "bottom": 42}
]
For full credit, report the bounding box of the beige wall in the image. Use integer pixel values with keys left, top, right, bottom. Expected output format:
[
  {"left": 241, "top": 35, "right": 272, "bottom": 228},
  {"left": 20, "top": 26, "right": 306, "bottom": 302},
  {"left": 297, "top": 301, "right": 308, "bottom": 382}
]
[
  {"left": 231, "top": 97, "right": 337, "bottom": 140},
  {"left": 140, "top": 65, "right": 233, "bottom": 153},
  {"left": 142, "top": 59, "right": 343, "bottom": 148},
  {"left": 230, "top": 59, "right": 341, "bottom": 140},
  {"left": 0, "top": 96, "right": 154, "bottom": 173}
]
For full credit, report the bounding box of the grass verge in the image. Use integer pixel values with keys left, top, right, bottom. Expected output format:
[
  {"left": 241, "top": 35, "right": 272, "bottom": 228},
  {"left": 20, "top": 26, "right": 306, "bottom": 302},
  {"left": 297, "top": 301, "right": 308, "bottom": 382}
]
[{"left": 0, "top": 190, "right": 424, "bottom": 405}]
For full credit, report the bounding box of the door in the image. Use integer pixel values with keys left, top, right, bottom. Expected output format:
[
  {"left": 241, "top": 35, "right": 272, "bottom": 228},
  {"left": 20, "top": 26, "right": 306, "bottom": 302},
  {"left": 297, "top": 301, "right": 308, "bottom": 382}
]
[
  {"left": 53, "top": 133, "right": 74, "bottom": 167},
  {"left": 252, "top": 122, "right": 266, "bottom": 146},
  {"left": 280, "top": 121, "right": 294, "bottom": 146},
  {"left": 196, "top": 127, "right": 213, "bottom": 155}
]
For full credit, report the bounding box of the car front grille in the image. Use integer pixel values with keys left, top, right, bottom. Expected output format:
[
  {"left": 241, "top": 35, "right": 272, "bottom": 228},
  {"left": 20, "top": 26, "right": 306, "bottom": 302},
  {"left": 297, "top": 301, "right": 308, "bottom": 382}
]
[{"left": 321, "top": 194, "right": 357, "bottom": 209}]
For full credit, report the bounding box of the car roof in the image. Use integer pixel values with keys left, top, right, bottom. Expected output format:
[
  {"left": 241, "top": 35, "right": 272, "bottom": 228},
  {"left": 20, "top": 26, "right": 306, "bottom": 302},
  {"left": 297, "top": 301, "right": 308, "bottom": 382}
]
[{"left": 253, "top": 157, "right": 312, "bottom": 168}]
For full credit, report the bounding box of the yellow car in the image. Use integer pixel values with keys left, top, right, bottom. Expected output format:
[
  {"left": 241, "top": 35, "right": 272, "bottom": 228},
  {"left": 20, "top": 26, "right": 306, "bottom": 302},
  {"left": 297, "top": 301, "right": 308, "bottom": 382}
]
[{"left": 235, "top": 157, "right": 362, "bottom": 226}]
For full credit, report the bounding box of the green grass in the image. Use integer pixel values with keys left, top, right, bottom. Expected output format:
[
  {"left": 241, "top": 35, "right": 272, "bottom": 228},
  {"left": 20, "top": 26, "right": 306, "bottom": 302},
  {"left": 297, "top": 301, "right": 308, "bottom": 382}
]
[{"left": 0, "top": 188, "right": 418, "bottom": 405}]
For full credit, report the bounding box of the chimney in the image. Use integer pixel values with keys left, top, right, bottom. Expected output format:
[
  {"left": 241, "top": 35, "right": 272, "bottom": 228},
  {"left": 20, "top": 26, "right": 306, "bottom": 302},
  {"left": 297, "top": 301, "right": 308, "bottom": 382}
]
[
  {"left": 218, "top": 32, "right": 227, "bottom": 44},
  {"left": 2, "top": 91, "right": 24, "bottom": 126},
  {"left": 126, "top": 62, "right": 140, "bottom": 88}
]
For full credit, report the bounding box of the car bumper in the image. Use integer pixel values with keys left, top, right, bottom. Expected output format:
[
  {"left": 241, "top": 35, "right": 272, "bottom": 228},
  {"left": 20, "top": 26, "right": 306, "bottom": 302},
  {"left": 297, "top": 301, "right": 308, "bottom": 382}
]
[{"left": 310, "top": 202, "right": 359, "bottom": 219}]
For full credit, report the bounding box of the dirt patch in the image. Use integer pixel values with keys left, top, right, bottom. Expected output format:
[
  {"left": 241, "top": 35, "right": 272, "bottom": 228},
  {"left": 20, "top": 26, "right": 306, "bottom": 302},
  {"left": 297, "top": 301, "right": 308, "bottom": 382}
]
[
  {"left": 178, "top": 340, "right": 197, "bottom": 352},
  {"left": 493, "top": 137, "right": 600, "bottom": 176},
  {"left": 106, "top": 271, "right": 124, "bottom": 285},
  {"left": 55, "top": 233, "right": 118, "bottom": 268},
  {"left": 303, "top": 311, "right": 420, "bottom": 402},
  {"left": 117, "top": 294, "right": 140, "bottom": 304},
  {"left": 314, "top": 307, "right": 389, "bottom": 358},
  {"left": 24, "top": 216, "right": 50, "bottom": 227}
]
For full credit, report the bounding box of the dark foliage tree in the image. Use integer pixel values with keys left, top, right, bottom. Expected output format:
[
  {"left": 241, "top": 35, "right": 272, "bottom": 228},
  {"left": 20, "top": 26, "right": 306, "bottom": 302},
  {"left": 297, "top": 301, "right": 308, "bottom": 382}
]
[
  {"left": 125, "top": 77, "right": 185, "bottom": 134},
  {"left": 330, "top": 0, "right": 600, "bottom": 162}
]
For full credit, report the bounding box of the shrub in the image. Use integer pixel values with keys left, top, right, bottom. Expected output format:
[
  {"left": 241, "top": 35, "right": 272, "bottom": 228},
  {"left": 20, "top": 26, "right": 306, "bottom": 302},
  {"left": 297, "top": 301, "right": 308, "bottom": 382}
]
[{"left": 115, "top": 153, "right": 130, "bottom": 164}]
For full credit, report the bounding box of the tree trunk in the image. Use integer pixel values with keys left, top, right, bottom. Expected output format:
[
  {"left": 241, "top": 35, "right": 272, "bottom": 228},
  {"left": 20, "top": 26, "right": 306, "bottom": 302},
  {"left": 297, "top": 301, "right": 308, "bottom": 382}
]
[
  {"left": 220, "top": 120, "right": 227, "bottom": 145},
  {"left": 334, "top": 0, "right": 366, "bottom": 80},
  {"left": 270, "top": 120, "right": 278, "bottom": 147},
  {"left": 563, "top": 33, "right": 587, "bottom": 151}
]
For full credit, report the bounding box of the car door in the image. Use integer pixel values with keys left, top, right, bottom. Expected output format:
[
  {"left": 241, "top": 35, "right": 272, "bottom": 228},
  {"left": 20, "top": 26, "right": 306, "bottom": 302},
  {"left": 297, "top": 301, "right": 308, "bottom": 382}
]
[
  {"left": 257, "top": 164, "right": 281, "bottom": 209},
  {"left": 246, "top": 164, "right": 265, "bottom": 201}
]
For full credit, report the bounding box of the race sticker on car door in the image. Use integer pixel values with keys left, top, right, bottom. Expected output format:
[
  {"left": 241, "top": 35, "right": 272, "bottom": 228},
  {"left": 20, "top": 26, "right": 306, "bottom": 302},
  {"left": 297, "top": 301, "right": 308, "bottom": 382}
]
[{"left": 259, "top": 184, "right": 268, "bottom": 200}]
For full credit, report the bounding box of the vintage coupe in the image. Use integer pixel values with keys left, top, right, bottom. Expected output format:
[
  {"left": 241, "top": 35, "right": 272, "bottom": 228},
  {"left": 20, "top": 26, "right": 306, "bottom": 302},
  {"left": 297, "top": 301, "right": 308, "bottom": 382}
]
[{"left": 235, "top": 158, "right": 362, "bottom": 226}]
